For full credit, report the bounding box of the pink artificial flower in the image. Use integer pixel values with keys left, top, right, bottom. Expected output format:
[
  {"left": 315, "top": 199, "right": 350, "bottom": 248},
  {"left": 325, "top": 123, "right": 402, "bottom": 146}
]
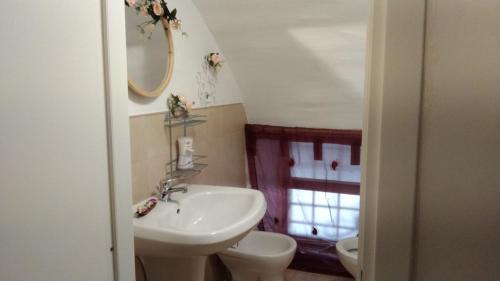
[
  {"left": 211, "top": 53, "right": 222, "bottom": 65},
  {"left": 126, "top": 0, "right": 136, "bottom": 6},
  {"left": 153, "top": 1, "right": 163, "bottom": 16},
  {"left": 140, "top": 6, "right": 148, "bottom": 16}
]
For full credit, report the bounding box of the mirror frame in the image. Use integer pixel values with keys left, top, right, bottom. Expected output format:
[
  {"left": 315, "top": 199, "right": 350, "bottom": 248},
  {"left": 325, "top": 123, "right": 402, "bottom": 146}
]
[{"left": 128, "top": 18, "right": 174, "bottom": 98}]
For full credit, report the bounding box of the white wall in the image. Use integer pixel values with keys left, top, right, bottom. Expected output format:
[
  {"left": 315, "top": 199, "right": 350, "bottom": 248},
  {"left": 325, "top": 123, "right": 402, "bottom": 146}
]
[
  {"left": 413, "top": 1, "right": 500, "bottom": 280},
  {"left": 0, "top": 1, "right": 115, "bottom": 281},
  {"left": 127, "top": 0, "right": 244, "bottom": 116},
  {"left": 193, "top": 0, "right": 368, "bottom": 129}
]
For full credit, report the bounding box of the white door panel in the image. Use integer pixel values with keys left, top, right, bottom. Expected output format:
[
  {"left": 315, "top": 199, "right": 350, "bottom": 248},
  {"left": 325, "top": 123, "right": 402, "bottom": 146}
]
[{"left": 0, "top": 1, "right": 114, "bottom": 281}]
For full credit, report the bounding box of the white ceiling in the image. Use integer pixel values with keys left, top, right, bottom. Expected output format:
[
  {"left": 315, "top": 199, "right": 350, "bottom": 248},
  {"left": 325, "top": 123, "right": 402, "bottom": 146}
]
[{"left": 192, "top": 0, "right": 368, "bottom": 129}]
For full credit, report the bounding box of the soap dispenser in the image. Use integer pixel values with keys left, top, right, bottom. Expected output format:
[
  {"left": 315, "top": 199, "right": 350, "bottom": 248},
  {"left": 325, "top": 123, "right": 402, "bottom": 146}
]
[{"left": 177, "top": 136, "right": 194, "bottom": 170}]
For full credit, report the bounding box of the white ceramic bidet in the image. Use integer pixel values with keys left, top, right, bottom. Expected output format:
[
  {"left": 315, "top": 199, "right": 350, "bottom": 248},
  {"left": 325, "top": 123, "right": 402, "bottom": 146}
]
[
  {"left": 336, "top": 236, "right": 360, "bottom": 280},
  {"left": 217, "top": 231, "right": 297, "bottom": 281}
]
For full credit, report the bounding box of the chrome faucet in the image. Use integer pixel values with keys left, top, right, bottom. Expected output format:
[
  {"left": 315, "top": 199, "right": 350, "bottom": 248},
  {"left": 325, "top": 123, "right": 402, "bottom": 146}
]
[{"left": 157, "top": 177, "right": 188, "bottom": 201}]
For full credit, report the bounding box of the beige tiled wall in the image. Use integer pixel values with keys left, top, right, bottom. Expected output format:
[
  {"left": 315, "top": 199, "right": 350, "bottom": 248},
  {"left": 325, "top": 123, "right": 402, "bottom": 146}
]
[
  {"left": 129, "top": 103, "right": 248, "bottom": 204},
  {"left": 130, "top": 103, "right": 248, "bottom": 281}
]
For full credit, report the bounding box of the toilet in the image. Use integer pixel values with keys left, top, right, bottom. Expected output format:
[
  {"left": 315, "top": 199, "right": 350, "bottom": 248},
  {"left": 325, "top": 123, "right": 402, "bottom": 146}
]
[
  {"left": 217, "top": 231, "right": 297, "bottom": 281},
  {"left": 336, "top": 237, "right": 360, "bottom": 280}
]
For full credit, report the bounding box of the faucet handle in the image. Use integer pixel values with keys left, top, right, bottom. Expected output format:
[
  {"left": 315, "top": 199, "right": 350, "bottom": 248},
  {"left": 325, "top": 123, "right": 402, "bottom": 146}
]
[
  {"left": 157, "top": 178, "right": 171, "bottom": 191},
  {"left": 157, "top": 176, "right": 186, "bottom": 191},
  {"left": 165, "top": 176, "right": 186, "bottom": 186}
]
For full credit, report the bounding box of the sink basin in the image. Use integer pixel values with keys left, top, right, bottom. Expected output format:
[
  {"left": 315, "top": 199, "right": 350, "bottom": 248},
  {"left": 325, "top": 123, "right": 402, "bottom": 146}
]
[
  {"left": 134, "top": 184, "right": 266, "bottom": 257},
  {"left": 133, "top": 185, "right": 266, "bottom": 281}
]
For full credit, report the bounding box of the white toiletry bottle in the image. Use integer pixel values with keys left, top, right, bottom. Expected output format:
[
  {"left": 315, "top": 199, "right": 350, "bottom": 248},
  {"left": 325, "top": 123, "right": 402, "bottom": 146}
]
[{"left": 177, "top": 136, "right": 194, "bottom": 170}]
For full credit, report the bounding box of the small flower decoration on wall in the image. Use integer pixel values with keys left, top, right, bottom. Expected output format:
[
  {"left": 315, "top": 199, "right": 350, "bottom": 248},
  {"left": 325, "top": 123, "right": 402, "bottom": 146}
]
[
  {"left": 206, "top": 53, "right": 223, "bottom": 72},
  {"left": 125, "top": 0, "right": 187, "bottom": 39},
  {"left": 167, "top": 93, "right": 194, "bottom": 118}
]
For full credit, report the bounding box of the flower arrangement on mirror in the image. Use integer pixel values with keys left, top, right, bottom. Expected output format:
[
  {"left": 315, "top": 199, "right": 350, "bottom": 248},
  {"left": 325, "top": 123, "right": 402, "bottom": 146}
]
[
  {"left": 167, "top": 93, "right": 194, "bottom": 118},
  {"left": 125, "top": 0, "right": 187, "bottom": 39},
  {"left": 206, "top": 53, "right": 223, "bottom": 72}
]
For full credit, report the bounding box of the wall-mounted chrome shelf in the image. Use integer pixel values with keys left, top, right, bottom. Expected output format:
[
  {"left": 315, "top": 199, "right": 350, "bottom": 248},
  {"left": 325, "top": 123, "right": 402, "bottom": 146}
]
[
  {"left": 164, "top": 114, "right": 207, "bottom": 128},
  {"left": 166, "top": 163, "right": 208, "bottom": 178},
  {"left": 165, "top": 155, "right": 207, "bottom": 167},
  {"left": 163, "top": 112, "right": 208, "bottom": 181}
]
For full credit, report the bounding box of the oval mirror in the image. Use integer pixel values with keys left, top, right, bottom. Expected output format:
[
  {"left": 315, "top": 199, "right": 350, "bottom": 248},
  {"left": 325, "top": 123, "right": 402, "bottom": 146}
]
[{"left": 125, "top": 8, "right": 174, "bottom": 98}]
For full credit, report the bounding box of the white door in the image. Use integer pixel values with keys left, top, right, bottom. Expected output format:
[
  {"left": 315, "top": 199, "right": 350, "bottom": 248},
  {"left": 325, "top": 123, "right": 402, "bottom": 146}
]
[{"left": 0, "top": 1, "right": 114, "bottom": 281}]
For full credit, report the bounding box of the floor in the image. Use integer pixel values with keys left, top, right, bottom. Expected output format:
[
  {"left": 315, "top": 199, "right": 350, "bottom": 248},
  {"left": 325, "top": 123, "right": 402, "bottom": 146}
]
[{"left": 286, "top": 269, "right": 354, "bottom": 281}]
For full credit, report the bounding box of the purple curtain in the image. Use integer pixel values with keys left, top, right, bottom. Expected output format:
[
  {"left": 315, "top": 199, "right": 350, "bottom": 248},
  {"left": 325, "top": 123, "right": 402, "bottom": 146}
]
[
  {"left": 253, "top": 138, "right": 290, "bottom": 233},
  {"left": 245, "top": 124, "right": 361, "bottom": 277}
]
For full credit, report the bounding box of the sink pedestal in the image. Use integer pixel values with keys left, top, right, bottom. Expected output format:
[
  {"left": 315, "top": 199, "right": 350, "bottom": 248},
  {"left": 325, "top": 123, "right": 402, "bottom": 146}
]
[{"left": 142, "top": 256, "right": 207, "bottom": 281}]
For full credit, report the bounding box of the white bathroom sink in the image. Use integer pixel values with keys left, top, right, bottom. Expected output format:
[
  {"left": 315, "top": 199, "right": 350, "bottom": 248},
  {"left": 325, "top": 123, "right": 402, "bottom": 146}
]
[{"left": 133, "top": 185, "right": 266, "bottom": 257}]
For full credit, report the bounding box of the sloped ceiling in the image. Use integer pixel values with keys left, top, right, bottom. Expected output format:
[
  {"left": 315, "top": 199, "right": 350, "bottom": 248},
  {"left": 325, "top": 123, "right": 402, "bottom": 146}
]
[{"left": 192, "top": 0, "right": 368, "bottom": 129}]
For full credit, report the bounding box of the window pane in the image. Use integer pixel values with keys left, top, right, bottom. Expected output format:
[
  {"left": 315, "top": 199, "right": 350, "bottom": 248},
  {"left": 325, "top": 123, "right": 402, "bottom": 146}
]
[
  {"left": 289, "top": 204, "right": 313, "bottom": 222},
  {"left": 314, "top": 191, "right": 339, "bottom": 207},
  {"left": 323, "top": 143, "right": 351, "bottom": 165},
  {"left": 288, "top": 188, "right": 359, "bottom": 241},
  {"left": 340, "top": 193, "right": 360, "bottom": 209},
  {"left": 339, "top": 209, "right": 359, "bottom": 228},
  {"left": 289, "top": 189, "right": 313, "bottom": 204},
  {"left": 290, "top": 142, "right": 314, "bottom": 161},
  {"left": 315, "top": 225, "right": 337, "bottom": 241},
  {"left": 326, "top": 166, "right": 361, "bottom": 183},
  {"left": 288, "top": 222, "right": 312, "bottom": 237},
  {"left": 314, "top": 206, "right": 337, "bottom": 225},
  {"left": 291, "top": 161, "right": 328, "bottom": 179}
]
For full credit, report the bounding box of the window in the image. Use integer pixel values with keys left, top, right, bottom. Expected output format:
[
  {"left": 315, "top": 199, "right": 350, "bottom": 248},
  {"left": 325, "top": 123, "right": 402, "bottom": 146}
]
[
  {"left": 288, "top": 188, "right": 359, "bottom": 241},
  {"left": 290, "top": 142, "right": 361, "bottom": 183},
  {"left": 245, "top": 124, "right": 362, "bottom": 275}
]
